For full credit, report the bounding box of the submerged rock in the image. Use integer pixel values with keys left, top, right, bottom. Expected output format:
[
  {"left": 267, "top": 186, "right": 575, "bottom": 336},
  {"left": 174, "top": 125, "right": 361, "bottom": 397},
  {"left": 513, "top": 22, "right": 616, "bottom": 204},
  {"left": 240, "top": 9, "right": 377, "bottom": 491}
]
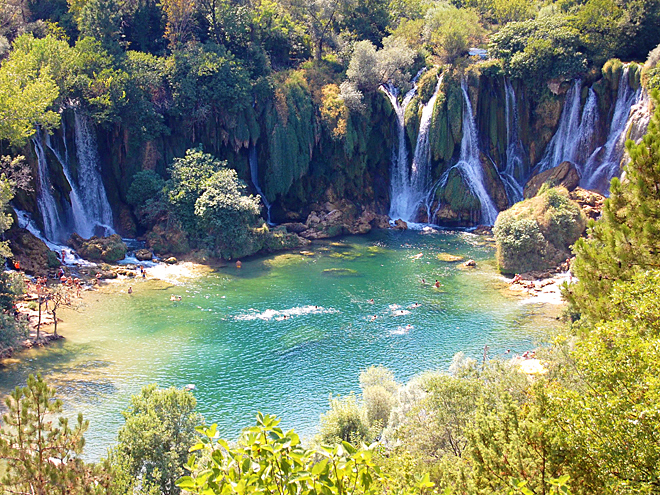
[
  {"left": 437, "top": 253, "right": 464, "bottom": 262},
  {"left": 494, "top": 187, "right": 586, "bottom": 275},
  {"left": 69, "top": 233, "right": 127, "bottom": 263}
]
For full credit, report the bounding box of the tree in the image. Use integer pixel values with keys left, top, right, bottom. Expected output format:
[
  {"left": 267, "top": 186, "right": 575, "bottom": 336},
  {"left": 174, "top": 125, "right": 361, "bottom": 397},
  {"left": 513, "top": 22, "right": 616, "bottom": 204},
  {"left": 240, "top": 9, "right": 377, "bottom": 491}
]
[
  {"left": 161, "top": 0, "right": 197, "bottom": 46},
  {"left": 48, "top": 283, "right": 79, "bottom": 337},
  {"left": 564, "top": 93, "right": 660, "bottom": 322},
  {"left": 109, "top": 384, "right": 203, "bottom": 495},
  {"left": 0, "top": 35, "right": 59, "bottom": 146},
  {"left": 0, "top": 374, "right": 112, "bottom": 494},
  {"left": 423, "top": 4, "right": 483, "bottom": 62},
  {"left": 287, "top": 0, "right": 354, "bottom": 61},
  {"left": 76, "top": 0, "right": 122, "bottom": 56},
  {"left": 551, "top": 271, "right": 660, "bottom": 492},
  {"left": 345, "top": 37, "right": 415, "bottom": 92},
  {"left": 177, "top": 412, "right": 434, "bottom": 495}
]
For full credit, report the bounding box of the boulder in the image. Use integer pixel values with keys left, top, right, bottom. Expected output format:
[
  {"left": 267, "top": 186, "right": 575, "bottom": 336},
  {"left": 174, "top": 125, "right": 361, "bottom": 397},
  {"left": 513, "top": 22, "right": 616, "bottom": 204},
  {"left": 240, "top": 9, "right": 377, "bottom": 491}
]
[
  {"left": 6, "top": 228, "right": 59, "bottom": 276},
  {"left": 524, "top": 161, "right": 580, "bottom": 199},
  {"left": 281, "top": 222, "right": 307, "bottom": 234},
  {"left": 463, "top": 259, "right": 477, "bottom": 267},
  {"left": 69, "top": 233, "right": 127, "bottom": 263},
  {"left": 393, "top": 219, "right": 408, "bottom": 230},
  {"left": 135, "top": 249, "right": 154, "bottom": 261},
  {"left": 299, "top": 200, "right": 383, "bottom": 240},
  {"left": 569, "top": 187, "right": 605, "bottom": 221},
  {"left": 164, "top": 256, "right": 178, "bottom": 264},
  {"left": 494, "top": 187, "right": 587, "bottom": 275}
]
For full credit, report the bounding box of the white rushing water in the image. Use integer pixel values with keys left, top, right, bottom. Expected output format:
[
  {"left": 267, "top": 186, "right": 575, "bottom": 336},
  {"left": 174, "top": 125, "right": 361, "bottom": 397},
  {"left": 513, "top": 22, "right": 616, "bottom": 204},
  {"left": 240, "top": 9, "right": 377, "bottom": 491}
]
[
  {"left": 249, "top": 144, "right": 273, "bottom": 225},
  {"left": 382, "top": 71, "right": 425, "bottom": 223},
  {"left": 501, "top": 79, "right": 526, "bottom": 203},
  {"left": 14, "top": 209, "right": 94, "bottom": 266},
  {"left": 537, "top": 80, "right": 599, "bottom": 173},
  {"left": 455, "top": 80, "right": 499, "bottom": 225},
  {"left": 71, "top": 111, "right": 114, "bottom": 237},
  {"left": 32, "top": 130, "right": 66, "bottom": 242},
  {"left": 581, "top": 68, "right": 647, "bottom": 192}
]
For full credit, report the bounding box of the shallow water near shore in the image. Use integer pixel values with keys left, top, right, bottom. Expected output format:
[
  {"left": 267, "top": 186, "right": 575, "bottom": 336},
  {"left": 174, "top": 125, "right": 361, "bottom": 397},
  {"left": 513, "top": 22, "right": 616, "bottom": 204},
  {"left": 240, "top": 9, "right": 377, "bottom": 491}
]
[{"left": 0, "top": 229, "right": 561, "bottom": 459}]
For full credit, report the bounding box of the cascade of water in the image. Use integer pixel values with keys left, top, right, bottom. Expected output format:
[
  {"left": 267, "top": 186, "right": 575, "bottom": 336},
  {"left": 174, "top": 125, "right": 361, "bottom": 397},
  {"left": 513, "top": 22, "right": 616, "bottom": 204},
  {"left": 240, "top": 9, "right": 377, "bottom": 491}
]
[
  {"left": 45, "top": 131, "right": 89, "bottom": 238},
  {"left": 537, "top": 81, "right": 599, "bottom": 172},
  {"left": 71, "top": 111, "right": 114, "bottom": 237},
  {"left": 384, "top": 75, "right": 444, "bottom": 223},
  {"left": 32, "top": 130, "right": 65, "bottom": 241},
  {"left": 581, "top": 67, "right": 646, "bottom": 192},
  {"left": 454, "top": 80, "right": 499, "bottom": 225},
  {"left": 501, "top": 79, "right": 526, "bottom": 203},
  {"left": 249, "top": 145, "right": 273, "bottom": 225},
  {"left": 382, "top": 75, "right": 422, "bottom": 222}
]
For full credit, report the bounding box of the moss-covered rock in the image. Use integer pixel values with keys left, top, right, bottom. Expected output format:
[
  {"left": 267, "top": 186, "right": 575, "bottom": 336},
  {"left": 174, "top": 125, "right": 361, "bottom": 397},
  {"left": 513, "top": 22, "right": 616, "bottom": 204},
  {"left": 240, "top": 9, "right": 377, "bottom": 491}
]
[
  {"left": 69, "top": 233, "right": 127, "bottom": 263},
  {"left": 494, "top": 187, "right": 586, "bottom": 274},
  {"left": 523, "top": 161, "right": 580, "bottom": 199},
  {"left": 7, "top": 227, "right": 59, "bottom": 276}
]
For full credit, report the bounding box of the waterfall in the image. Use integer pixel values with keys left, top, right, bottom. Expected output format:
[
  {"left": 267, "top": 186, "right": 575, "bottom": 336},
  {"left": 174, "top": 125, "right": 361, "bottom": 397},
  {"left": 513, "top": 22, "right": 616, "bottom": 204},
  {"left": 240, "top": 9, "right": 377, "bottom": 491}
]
[
  {"left": 249, "top": 144, "right": 272, "bottom": 225},
  {"left": 32, "top": 130, "right": 65, "bottom": 241},
  {"left": 537, "top": 81, "right": 599, "bottom": 173},
  {"left": 581, "top": 67, "right": 647, "bottom": 192},
  {"left": 382, "top": 73, "right": 423, "bottom": 223},
  {"left": 70, "top": 111, "right": 114, "bottom": 237},
  {"left": 455, "top": 80, "right": 499, "bottom": 225},
  {"left": 501, "top": 79, "right": 526, "bottom": 203}
]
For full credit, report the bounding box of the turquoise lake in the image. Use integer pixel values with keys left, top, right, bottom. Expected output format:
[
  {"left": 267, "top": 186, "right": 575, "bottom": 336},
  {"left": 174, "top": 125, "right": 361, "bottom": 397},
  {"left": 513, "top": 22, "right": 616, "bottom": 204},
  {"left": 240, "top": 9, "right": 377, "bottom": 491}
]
[{"left": 0, "top": 229, "right": 559, "bottom": 459}]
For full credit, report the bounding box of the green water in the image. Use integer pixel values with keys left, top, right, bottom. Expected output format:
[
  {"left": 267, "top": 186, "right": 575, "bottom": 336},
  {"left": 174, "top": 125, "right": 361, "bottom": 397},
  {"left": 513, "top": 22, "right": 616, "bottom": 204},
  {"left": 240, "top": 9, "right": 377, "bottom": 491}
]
[{"left": 0, "top": 230, "right": 559, "bottom": 459}]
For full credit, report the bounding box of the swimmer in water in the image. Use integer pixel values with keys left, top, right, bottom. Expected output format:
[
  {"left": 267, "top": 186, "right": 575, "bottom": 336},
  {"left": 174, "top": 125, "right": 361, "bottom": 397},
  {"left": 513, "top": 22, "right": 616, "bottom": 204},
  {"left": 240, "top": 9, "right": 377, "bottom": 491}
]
[
  {"left": 434, "top": 280, "right": 440, "bottom": 288},
  {"left": 170, "top": 294, "right": 176, "bottom": 301},
  {"left": 370, "top": 315, "right": 377, "bottom": 321},
  {"left": 368, "top": 298, "right": 374, "bottom": 304},
  {"left": 177, "top": 295, "right": 182, "bottom": 301}
]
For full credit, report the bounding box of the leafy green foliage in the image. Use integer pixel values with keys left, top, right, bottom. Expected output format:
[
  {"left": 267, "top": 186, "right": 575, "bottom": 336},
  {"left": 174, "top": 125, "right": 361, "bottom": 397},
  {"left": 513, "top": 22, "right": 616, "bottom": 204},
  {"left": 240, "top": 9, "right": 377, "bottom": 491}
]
[
  {"left": 0, "top": 374, "right": 112, "bottom": 494},
  {"left": 424, "top": 4, "right": 483, "bottom": 62},
  {"left": 109, "top": 384, "right": 203, "bottom": 495},
  {"left": 178, "top": 412, "right": 434, "bottom": 495},
  {"left": 564, "top": 93, "right": 660, "bottom": 322},
  {"left": 127, "top": 170, "right": 166, "bottom": 207},
  {"left": 0, "top": 36, "right": 59, "bottom": 146},
  {"left": 166, "top": 147, "right": 262, "bottom": 257},
  {"left": 494, "top": 187, "right": 586, "bottom": 274},
  {"left": 319, "top": 393, "right": 372, "bottom": 444},
  {"left": 489, "top": 16, "right": 587, "bottom": 83}
]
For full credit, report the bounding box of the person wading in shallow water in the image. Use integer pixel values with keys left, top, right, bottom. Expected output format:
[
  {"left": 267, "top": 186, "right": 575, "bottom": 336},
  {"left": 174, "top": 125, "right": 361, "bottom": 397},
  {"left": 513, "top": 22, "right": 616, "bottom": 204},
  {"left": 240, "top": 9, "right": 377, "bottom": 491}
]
[{"left": 128, "top": 286, "right": 133, "bottom": 294}]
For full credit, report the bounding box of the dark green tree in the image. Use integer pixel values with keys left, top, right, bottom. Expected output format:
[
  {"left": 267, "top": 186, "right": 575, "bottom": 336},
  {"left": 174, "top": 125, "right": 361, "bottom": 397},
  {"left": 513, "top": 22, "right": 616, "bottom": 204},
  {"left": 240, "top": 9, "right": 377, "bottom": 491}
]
[
  {"left": 564, "top": 93, "right": 660, "bottom": 322},
  {"left": 109, "top": 384, "right": 203, "bottom": 495},
  {"left": 0, "top": 374, "right": 112, "bottom": 494}
]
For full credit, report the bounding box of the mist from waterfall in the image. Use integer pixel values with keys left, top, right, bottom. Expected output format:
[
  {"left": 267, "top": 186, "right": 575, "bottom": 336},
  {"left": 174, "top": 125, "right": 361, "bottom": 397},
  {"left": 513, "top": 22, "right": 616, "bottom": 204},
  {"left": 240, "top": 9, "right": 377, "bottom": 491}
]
[
  {"left": 455, "top": 80, "right": 499, "bottom": 225},
  {"left": 249, "top": 144, "right": 273, "bottom": 225}
]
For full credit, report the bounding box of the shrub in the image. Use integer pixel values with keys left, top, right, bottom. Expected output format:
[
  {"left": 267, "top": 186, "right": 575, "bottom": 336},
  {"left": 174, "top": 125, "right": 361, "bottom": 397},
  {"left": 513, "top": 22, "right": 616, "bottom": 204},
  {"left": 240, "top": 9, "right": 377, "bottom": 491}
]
[{"left": 319, "top": 393, "right": 371, "bottom": 444}]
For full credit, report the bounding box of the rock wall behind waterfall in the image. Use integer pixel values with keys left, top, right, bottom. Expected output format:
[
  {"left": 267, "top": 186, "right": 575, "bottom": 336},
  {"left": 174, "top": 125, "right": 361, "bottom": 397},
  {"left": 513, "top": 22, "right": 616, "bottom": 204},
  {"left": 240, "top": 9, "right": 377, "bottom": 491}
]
[{"left": 15, "top": 61, "right": 651, "bottom": 240}]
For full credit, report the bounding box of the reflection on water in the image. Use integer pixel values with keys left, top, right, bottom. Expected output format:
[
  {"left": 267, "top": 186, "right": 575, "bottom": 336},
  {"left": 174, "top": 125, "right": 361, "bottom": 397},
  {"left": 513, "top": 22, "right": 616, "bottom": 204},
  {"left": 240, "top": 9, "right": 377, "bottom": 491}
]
[{"left": 0, "top": 229, "right": 560, "bottom": 460}]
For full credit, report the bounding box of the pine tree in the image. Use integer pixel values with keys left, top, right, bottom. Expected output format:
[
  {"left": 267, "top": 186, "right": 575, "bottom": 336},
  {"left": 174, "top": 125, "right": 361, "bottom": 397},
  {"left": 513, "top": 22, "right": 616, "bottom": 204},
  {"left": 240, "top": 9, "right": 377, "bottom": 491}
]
[
  {"left": 0, "top": 374, "right": 112, "bottom": 495},
  {"left": 564, "top": 91, "right": 660, "bottom": 322}
]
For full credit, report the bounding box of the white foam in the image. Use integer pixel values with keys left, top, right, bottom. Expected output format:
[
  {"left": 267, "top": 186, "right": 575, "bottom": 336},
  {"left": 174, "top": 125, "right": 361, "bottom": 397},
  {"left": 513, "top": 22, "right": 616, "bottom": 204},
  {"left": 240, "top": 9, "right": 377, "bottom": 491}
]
[
  {"left": 390, "top": 325, "right": 413, "bottom": 335},
  {"left": 234, "top": 305, "right": 339, "bottom": 321}
]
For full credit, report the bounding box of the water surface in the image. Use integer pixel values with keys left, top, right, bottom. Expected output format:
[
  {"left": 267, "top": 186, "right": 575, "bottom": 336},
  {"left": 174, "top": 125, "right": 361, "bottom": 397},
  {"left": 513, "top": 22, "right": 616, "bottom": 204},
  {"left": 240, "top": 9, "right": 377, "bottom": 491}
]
[{"left": 0, "top": 230, "right": 558, "bottom": 459}]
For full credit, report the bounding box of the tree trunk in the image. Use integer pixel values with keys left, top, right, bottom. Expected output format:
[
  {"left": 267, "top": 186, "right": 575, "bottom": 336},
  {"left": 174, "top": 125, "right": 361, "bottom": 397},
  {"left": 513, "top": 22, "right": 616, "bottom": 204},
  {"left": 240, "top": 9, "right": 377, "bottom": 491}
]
[
  {"left": 52, "top": 310, "right": 57, "bottom": 338},
  {"left": 36, "top": 297, "right": 41, "bottom": 342}
]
